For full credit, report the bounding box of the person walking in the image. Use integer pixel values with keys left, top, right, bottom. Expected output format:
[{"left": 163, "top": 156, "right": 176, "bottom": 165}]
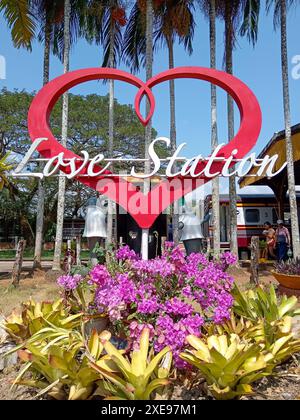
[
  {"left": 262, "top": 222, "right": 276, "bottom": 260},
  {"left": 275, "top": 220, "right": 291, "bottom": 261}
]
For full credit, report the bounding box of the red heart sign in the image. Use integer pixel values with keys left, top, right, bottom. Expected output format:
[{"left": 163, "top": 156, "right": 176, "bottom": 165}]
[{"left": 28, "top": 67, "right": 262, "bottom": 229}]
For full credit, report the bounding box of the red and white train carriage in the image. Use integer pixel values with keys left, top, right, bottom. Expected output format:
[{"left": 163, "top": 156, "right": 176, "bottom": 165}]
[{"left": 203, "top": 194, "right": 300, "bottom": 257}]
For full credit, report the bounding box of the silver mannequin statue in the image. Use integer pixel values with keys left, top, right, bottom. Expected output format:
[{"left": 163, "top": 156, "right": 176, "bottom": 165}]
[
  {"left": 179, "top": 204, "right": 204, "bottom": 256},
  {"left": 80, "top": 196, "right": 107, "bottom": 266}
]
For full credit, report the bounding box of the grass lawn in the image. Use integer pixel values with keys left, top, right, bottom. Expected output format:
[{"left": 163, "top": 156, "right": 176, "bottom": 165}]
[
  {"left": 0, "top": 275, "right": 60, "bottom": 316},
  {"left": 0, "top": 249, "right": 91, "bottom": 260}
]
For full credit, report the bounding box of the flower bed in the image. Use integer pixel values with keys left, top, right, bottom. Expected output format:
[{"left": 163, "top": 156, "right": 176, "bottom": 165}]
[
  {"left": 58, "top": 244, "right": 236, "bottom": 367},
  {"left": 1, "top": 244, "right": 300, "bottom": 401}
]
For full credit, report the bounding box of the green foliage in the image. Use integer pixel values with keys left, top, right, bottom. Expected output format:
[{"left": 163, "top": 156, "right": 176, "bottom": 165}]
[
  {"left": 14, "top": 329, "right": 113, "bottom": 400},
  {"left": 0, "top": 89, "right": 161, "bottom": 243},
  {"left": 180, "top": 334, "right": 271, "bottom": 400},
  {"left": 0, "top": 0, "right": 35, "bottom": 49},
  {"left": 192, "top": 285, "right": 300, "bottom": 400},
  {"left": 91, "top": 328, "right": 172, "bottom": 400},
  {"left": 2, "top": 299, "right": 82, "bottom": 343},
  {"left": 232, "top": 284, "right": 300, "bottom": 323},
  {"left": 0, "top": 152, "right": 14, "bottom": 191},
  {"left": 92, "top": 243, "right": 107, "bottom": 265}
]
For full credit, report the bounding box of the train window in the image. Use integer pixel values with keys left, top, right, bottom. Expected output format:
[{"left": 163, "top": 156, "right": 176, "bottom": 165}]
[{"left": 245, "top": 209, "right": 260, "bottom": 223}]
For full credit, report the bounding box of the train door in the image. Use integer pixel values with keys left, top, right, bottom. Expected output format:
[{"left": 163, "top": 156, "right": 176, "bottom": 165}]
[{"left": 220, "top": 205, "right": 228, "bottom": 243}]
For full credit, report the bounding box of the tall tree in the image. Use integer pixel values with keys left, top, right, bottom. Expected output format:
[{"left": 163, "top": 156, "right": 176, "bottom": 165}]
[
  {"left": 83, "top": 0, "right": 126, "bottom": 247},
  {"left": 267, "top": 0, "right": 300, "bottom": 257},
  {"left": 123, "top": 0, "right": 153, "bottom": 259},
  {"left": 199, "top": 0, "right": 221, "bottom": 257},
  {"left": 31, "top": 0, "right": 86, "bottom": 268},
  {"left": 210, "top": 0, "right": 220, "bottom": 258},
  {"left": 0, "top": 0, "right": 35, "bottom": 49},
  {"left": 107, "top": 3, "right": 116, "bottom": 248},
  {"left": 142, "top": 0, "right": 154, "bottom": 260},
  {"left": 154, "top": 0, "right": 195, "bottom": 244},
  {"left": 52, "top": 0, "right": 71, "bottom": 271},
  {"left": 31, "top": 0, "right": 60, "bottom": 269},
  {"left": 123, "top": 1, "right": 195, "bottom": 245},
  {"left": 225, "top": 0, "right": 238, "bottom": 257},
  {"left": 217, "top": 0, "right": 260, "bottom": 257},
  {"left": 210, "top": 0, "right": 220, "bottom": 257}
]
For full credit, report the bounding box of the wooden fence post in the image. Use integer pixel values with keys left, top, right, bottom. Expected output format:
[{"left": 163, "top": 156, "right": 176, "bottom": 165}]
[
  {"left": 76, "top": 236, "right": 81, "bottom": 266},
  {"left": 11, "top": 239, "right": 26, "bottom": 287},
  {"left": 250, "top": 236, "right": 259, "bottom": 285}
]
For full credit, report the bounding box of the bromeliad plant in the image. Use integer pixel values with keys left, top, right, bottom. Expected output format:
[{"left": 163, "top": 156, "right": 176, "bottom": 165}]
[
  {"left": 232, "top": 284, "right": 300, "bottom": 322},
  {"left": 2, "top": 299, "right": 82, "bottom": 343},
  {"left": 180, "top": 334, "right": 272, "bottom": 400},
  {"left": 10, "top": 328, "right": 118, "bottom": 400},
  {"left": 91, "top": 328, "right": 173, "bottom": 400}
]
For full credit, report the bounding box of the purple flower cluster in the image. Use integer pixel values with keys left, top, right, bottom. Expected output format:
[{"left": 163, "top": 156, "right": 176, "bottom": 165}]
[
  {"left": 57, "top": 274, "right": 83, "bottom": 291},
  {"left": 219, "top": 251, "right": 238, "bottom": 271},
  {"left": 132, "top": 257, "right": 175, "bottom": 278},
  {"left": 95, "top": 273, "right": 137, "bottom": 321},
  {"left": 154, "top": 314, "right": 204, "bottom": 367},
  {"left": 163, "top": 242, "right": 186, "bottom": 269},
  {"left": 116, "top": 245, "right": 139, "bottom": 261},
  {"left": 89, "top": 245, "right": 236, "bottom": 368},
  {"left": 137, "top": 297, "right": 160, "bottom": 314},
  {"left": 162, "top": 298, "right": 193, "bottom": 317},
  {"left": 89, "top": 264, "right": 111, "bottom": 287}
]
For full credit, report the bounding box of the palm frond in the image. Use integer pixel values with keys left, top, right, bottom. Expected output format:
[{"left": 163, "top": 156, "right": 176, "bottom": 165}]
[
  {"left": 51, "top": 0, "right": 88, "bottom": 61},
  {"left": 122, "top": 2, "right": 146, "bottom": 72},
  {"left": 0, "top": 0, "right": 35, "bottom": 50},
  {"left": 266, "top": 0, "right": 296, "bottom": 29},
  {"left": 101, "top": 9, "right": 123, "bottom": 67},
  {"left": 239, "top": 0, "right": 261, "bottom": 45}
]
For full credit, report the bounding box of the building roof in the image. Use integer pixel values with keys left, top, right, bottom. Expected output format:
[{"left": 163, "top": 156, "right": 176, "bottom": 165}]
[{"left": 239, "top": 123, "right": 300, "bottom": 189}]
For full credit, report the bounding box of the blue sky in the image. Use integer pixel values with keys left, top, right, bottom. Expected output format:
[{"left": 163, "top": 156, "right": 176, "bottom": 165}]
[{"left": 1, "top": 4, "right": 300, "bottom": 195}]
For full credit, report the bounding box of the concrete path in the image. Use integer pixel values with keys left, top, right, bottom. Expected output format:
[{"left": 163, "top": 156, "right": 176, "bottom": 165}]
[{"left": 0, "top": 260, "right": 53, "bottom": 275}]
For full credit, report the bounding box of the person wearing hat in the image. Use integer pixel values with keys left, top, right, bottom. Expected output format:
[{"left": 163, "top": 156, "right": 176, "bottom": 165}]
[{"left": 275, "top": 220, "right": 291, "bottom": 261}]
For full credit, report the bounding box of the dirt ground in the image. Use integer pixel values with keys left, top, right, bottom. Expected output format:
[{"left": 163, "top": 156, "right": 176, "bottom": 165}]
[
  {"left": 0, "top": 264, "right": 299, "bottom": 401},
  {"left": 0, "top": 270, "right": 59, "bottom": 316},
  {"left": 0, "top": 263, "right": 276, "bottom": 316}
]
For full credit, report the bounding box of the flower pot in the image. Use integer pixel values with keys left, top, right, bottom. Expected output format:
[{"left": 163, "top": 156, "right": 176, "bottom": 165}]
[
  {"left": 84, "top": 315, "right": 109, "bottom": 336},
  {"left": 272, "top": 272, "right": 300, "bottom": 290}
]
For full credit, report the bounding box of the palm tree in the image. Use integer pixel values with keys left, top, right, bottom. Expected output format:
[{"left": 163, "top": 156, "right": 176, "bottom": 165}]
[
  {"left": 216, "top": 0, "right": 260, "bottom": 257},
  {"left": 31, "top": 0, "right": 85, "bottom": 269},
  {"left": 266, "top": 0, "right": 300, "bottom": 257},
  {"left": 210, "top": 0, "right": 220, "bottom": 258},
  {"left": 199, "top": 0, "right": 220, "bottom": 257},
  {"left": 154, "top": 1, "right": 195, "bottom": 244},
  {"left": 30, "top": 0, "right": 63, "bottom": 269},
  {"left": 142, "top": 0, "right": 154, "bottom": 260},
  {"left": 0, "top": 0, "right": 35, "bottom": 49},
  {"left": 52, "top": 0, "right": 72, "bottom": 271},
  {"left": 83, "top": 1, "right": 126, "bottom": 247},
  {"left": 123, "top": 1, "right": 195, "bottom": 245}
]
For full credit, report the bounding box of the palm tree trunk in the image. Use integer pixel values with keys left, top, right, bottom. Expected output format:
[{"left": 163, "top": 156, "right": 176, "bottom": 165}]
[
  {"left": 167, "top": 35, "right": 179, "bottom": 244},
  {"left": 225, "top": 0, "right": 238, "bottom": 258},
  {"left": 106, "top": 15, "right": 116, "bottom": 249},
  {"left": 209, "top": 0, "right": 220, "bottom": 258},
  {"left": 280, "top": 0, "right": 300, "bottom": 256},
  {"left": 53, "top": 0, "right": 71, "bottom": 271},
  {"left": 33, "top": 15, "right": 51, "bottom": 270},
  {"left": 141, "top": 0, "right": 154, "bottom": 260}
]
